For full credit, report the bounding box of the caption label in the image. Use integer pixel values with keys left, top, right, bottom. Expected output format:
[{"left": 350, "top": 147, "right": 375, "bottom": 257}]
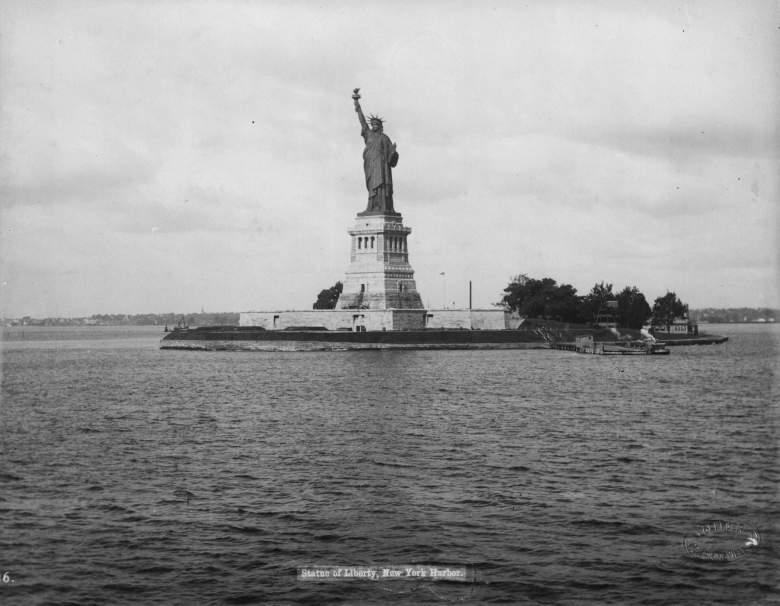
[{"left": 297, "top": 565, "right": 470, "bottom": 582}]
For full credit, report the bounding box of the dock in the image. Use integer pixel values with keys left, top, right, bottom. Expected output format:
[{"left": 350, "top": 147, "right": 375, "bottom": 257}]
[{"left": 549, "top": 335, "right": 670, "bottom": 355}]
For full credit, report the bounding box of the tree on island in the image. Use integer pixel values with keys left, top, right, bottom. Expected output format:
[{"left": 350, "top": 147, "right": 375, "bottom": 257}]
[
  {"left": 500, "top": 275, "right": 654, "bottom": 328},
  {"left": 616, "top": 286, "right": 652, "bottom": 329},
  {"left": 313, "top": 281, "right": 343, "bottom": 309},
  {"left": 579, "top": 281, "right": 615, "bottom": 323},
  {"left": 651, "top": 291, "right": 687, "bottom": 325},
  {"left": 499, "top": 274, "right": 580, "bottom": 323}
]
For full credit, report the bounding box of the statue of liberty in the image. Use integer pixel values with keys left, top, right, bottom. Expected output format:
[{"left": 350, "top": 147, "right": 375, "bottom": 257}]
[{"left": 352, "top": 89, "right": 399, "bottom": 214}]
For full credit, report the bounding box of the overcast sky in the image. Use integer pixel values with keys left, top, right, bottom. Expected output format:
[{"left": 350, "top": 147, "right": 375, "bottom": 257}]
[{"left": 1, "top": 0, "right": 778, "bottom": 317}]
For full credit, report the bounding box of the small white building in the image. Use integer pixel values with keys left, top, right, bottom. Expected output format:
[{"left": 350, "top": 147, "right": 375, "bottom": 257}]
[{"left": 652, "top": 317, "right": 698, "bottom": 336}]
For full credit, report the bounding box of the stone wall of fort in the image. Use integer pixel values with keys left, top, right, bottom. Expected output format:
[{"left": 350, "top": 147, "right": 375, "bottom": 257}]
[{"left": 239, "top": 308, "right": 514, "bottom": 331}]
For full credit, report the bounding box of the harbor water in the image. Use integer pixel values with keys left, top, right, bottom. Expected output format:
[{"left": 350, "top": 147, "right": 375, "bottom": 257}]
[{"left": 1, "top": 324, "right": 777, "bottom": 604}]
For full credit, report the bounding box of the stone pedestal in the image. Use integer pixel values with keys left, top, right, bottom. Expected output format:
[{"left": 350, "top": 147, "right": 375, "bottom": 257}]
[{"left": 335, "top": 213, "right": 424, "bottom": 310}]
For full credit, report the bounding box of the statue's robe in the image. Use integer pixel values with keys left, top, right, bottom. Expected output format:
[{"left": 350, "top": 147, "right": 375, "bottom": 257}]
[{"left": 361, "top": 126, "right": 398, "bottom": 213}]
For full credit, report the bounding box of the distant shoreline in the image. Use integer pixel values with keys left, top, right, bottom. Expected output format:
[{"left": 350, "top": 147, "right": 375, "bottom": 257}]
[
  {"left": 2, "top": 319, "right": 776, "bottom": 330},
  {"left": 696, "top": 321, "right": 776, "bottom": 325}
]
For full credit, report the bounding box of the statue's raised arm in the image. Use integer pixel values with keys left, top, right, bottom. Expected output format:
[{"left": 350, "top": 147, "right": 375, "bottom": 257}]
[
  {"left": 352, "top": 88, "right": 368, "bottom": 132},
  {"left": 351, "top": 88, "right": 398, "bottom": 215}
]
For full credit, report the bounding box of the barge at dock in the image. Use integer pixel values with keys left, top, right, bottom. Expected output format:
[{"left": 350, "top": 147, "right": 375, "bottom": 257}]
[{"left": 549, "top": 335, "right": 670, "bottom": 355}]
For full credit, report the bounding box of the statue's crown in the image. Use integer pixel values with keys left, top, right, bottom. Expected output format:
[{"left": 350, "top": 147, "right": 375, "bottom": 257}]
[{"left": 368, "top": 114, "right": 384, "bottom": 124}]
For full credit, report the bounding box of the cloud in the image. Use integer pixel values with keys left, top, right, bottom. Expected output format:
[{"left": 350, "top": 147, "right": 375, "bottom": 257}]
[{"left": 587, "top": 124, "right": 779, "bottom": 162}]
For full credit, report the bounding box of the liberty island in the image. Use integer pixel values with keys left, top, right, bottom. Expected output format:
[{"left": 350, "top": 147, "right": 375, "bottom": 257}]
[{"left": 160, "top": 90, "right": 723, "bottom": 351}]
